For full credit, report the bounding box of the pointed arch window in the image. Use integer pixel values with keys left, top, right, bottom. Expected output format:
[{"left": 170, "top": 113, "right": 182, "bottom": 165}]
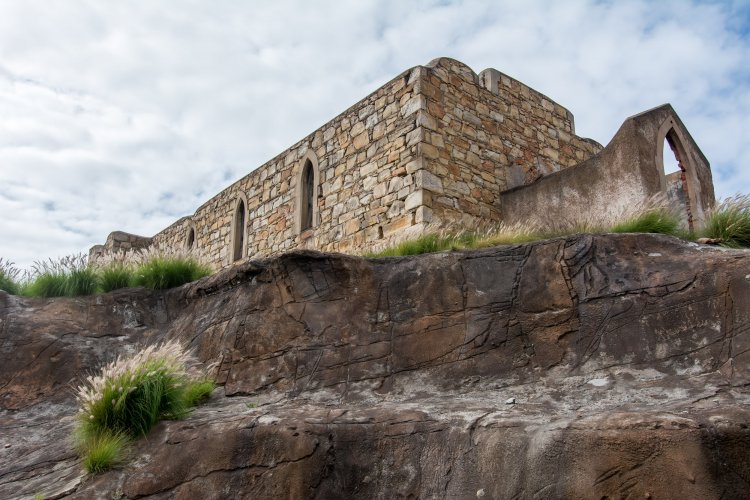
[
  {"left": 186, "top": 226, "right": 196, "bottom": 250},
  {"left": 231, "top": 196, "right": 247, "bottom": 262},
  {"left": 296, "top": 151, "right": 319, "bottom": 235},
  {"left": 301, "top": 160, "right": 314, "bottom": 231}
]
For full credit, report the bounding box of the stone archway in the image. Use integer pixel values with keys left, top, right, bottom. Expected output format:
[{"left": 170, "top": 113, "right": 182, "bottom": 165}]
[{"left": 655, "top": 119, "right": 705, "bottom": 231}]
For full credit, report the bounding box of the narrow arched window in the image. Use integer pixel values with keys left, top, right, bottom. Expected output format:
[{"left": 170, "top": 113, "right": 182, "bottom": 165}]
[
  {"left": 232, "top": 199, "right": 246, "bottom": 262},
  {"left": 301, "top": 159, "right": 314, "bottom": 231},
  {"left": 186, "top": 227, "right": 195, "bottom": 249}
]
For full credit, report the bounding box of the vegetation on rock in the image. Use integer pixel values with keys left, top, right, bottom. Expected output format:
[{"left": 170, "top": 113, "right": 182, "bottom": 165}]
[
  {"left": 74, "top": 340, "right": 214, "bottom": 473},
  {"left": 367, "top": 194, "right": 685, "bottom": 257},
  {"left": 0, "top": 249, "right": 212, "bottom": 297},
  {"left": 702, "top": 194, "right": 750, "bottom": 248}
]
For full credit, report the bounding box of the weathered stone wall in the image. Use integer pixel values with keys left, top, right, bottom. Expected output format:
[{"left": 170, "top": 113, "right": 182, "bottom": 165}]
[
  {"left": 89, "top": 231, "right": 153, "bottom": 262},
  {"left": 89, "top": 57, "right": 713, "bottom": 268},
  {"left": 416, "top": 58, "right": 602, "bottom": 226},
  {"left": 500, "top": 105, "right": 715, "bottom": 231},
  {"left": 105, "top": 66, "right": 432, "bottom": 269}
]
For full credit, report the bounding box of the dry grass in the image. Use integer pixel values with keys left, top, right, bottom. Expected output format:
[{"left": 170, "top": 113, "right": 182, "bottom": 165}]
[{"left": 367, "top": 194, "right": 684, "bottom": 258}]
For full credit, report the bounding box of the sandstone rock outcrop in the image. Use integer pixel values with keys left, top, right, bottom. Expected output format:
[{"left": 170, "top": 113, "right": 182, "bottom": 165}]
[{"left": 2, "top": 234, "right": 749, "bottom": 499}]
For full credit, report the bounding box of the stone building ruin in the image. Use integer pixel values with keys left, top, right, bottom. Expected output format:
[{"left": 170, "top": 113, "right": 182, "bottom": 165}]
[{"left": 89, "top": 57, "right": 715, "bottom": 268}]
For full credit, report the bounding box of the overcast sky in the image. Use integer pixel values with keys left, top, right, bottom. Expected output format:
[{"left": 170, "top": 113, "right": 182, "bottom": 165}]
[{"left": 1, "top": 0, "right": 748, "bottom": 270}]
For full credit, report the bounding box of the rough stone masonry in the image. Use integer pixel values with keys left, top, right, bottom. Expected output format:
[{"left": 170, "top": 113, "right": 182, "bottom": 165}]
[{"left": 90, "top": 57, "right": 714, "bottom": 270}]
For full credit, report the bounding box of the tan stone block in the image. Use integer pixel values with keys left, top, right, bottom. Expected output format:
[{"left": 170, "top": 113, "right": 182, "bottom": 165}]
[
  {"left": 415, "top": 170, "right": 443, "bottom": 194},
  {"left": 416, "top": 111, "right": 437, "bottom": 130},
  {"left": 353, "top": 131, "right": 370, "bottom": 150},
  {"left": 404, "top": 190, "right": 423, "bottom": 211},
  {"left": 372, "top": 122, "right": 386, "bottom": 140},
  {"left": 383, "top": 215, "right": 412, "bottom": 236},
  {"left": 350, "top": 121, "right": 365, "bottom": 137},
  {"left": 401, "top": 95, "right": 426, "bottom": 117},
  {"left": 406, "top": 127, "right": 423, "bottom": 147},
  {"left": 420, "top": 143, "right": 439, "bottom": 159},
  {"left": 344, "top": 218, "right": 360, "bottom": 235}
]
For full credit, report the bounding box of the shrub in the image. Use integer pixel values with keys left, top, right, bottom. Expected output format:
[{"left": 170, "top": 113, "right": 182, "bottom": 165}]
[
  {"left": 74, "top": 340, "right": 214, "bottom": 472},
  {"left": 702, "top": 194, "right": 750, "bottom": 248},
  {"left": 98, "top": 263, "right": 135, "bottom": 293},
  {"left": 133, "top": 256, "right": 212, "bottom": 290}
]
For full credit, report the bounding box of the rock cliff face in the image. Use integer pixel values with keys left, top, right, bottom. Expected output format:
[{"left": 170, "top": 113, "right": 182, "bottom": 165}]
[{"left": 1, "top": 234, "right": 749, "bottom": 499}]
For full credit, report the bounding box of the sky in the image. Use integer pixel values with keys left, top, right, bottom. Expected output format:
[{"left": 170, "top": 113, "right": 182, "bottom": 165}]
[{"left": 0, "top": 0, "right": 748, "bottom": 270}]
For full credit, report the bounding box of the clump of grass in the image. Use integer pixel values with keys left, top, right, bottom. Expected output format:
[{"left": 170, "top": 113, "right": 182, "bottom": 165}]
[
  {"left": 74, "top": 340, "right": 214, "bottom": 473},
  {"left": 701, "top": 194, "right": 750, "bottom": 248},
  {"left": 611, "top": 208, "right": 680, "bottom": 235},
  {"left": 76, "top": 429, "right": 129, "bottom": 473},
  {"left": 133, "top": 256, "right": 211, "bottom": 290},
  {"left": 98, "top": 263, "right": 135, "bottom": 293},
  {"left": 469, "top": 221, "right": 542, "bottom": 248},
  {"left": 0, "top": 258, "right": 21, "bottom": 295},
  {"left": 24, "top": 254, "right": 98, "bottom": 297}
]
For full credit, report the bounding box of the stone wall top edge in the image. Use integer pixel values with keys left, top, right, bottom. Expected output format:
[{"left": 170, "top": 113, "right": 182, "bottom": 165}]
[
  {"left": 106, "top": 230, "right": 153, "bottom": 241},
  {"left": 158, "top": 216, "right": 192, "bottom": 233},
  {"left": 480, "top": 67, "right": 575, "bottom": 121},
  {"left": 423, "top": 57, "right": 583, "bottom": 133}
]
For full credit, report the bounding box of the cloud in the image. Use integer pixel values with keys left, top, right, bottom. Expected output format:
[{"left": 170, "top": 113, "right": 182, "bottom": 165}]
[{"left": 0, "top": 0, "right": 747, "bottom": 270}]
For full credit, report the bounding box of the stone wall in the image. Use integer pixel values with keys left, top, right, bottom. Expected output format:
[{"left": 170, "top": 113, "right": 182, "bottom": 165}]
[
  {"left": 89, "top": 57, "right": 714, "bottom": 268},
  {"left": 89, "top": 231, "right": 153, "bottom": 262},
  {"left": 500, "top": 105, "right": 715, "bottom": 231},
  {"left": 415, "top": 58, "right": 602, "bottom": 226},
  {"left": 104, "top": 65, "right": 433, "bottom": 269}
]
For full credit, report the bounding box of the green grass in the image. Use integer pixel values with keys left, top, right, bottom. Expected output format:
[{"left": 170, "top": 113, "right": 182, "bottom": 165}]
[
  {"left": 74, "top": 340, "right": 214, "bottom": 473},
  {"left": 76, "top": 429, "right": 129, "bottom": 474},
  {"left": 99, "top": 263, "right": 135, "bottom": 293},
  {"left": 181, "top": 379, "right": 216, "bottom": 407},
  {"left": 368, "top": 205, "right": 684, "bottom": 258},
  {"left": 0, "top": 260, "right": 20, "bottom": 294},
  {"left": 0, "top": 253, "right": 213, "bottom": 297},
  {"left": 701, "top": 194, "right": 750, "bottom": 248},
  {"left": 132, "top": 257, "right": 212, "bottom": 290},
  {"left": 610, "top": 208, "right": 681, "bottom": 236}
]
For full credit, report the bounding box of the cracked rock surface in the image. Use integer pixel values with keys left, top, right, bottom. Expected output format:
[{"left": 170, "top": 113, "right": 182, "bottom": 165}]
[{"left": 1, "top": 234, "right": 749, "bottom": 499}]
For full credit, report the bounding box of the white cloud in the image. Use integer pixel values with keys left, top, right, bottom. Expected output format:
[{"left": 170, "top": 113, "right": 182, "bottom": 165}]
[{"left": 0, "top": 0, "right": 747, "bottom": 270}]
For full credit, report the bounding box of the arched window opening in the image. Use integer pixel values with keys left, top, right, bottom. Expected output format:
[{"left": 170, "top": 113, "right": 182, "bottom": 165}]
[
  {"left": 300, "top": 159, "right": 315, "bottom": 232},
  {"left": 662, "top": 130, "right": 693, "bottom": 230},
  {"left": 232, "top": 199, "right": 246, "bottom": 262},
  {"left": 186, "top": 227, "right": 195, "bottom": 249}
]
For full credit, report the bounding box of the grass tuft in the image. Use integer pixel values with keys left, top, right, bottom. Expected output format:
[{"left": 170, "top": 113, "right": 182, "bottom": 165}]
[
  {"left": 133, "top": 256, "right": 212, "bottom": 290},
  {"left": 702, "top": 194, "right": 750, "bottom": 248},
  {"left": 98, "top": 263, "right": 135, "bottom": 293},
  {"left": 76, "top": 429, "right": 129, "bottom": 474},
  {"left": 0, "top": 258, "right": 21, "bottom": 295},
  {"left": 23, "top": 254, "right": 98, "bottom": 297},
  {"left": 181, "top": 378, "right": 216, "bottom": 407},
  {"left": 611, "top": 208, "right": 680, "bottom": 235},
  {"left": 74, "top": 340, "right": 214, "bottom": 472}
]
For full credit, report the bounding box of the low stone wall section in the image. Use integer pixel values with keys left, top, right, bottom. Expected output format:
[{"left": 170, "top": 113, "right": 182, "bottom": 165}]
[{"left": 500, "top": 105, "right": 714, "bottom": 230}]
